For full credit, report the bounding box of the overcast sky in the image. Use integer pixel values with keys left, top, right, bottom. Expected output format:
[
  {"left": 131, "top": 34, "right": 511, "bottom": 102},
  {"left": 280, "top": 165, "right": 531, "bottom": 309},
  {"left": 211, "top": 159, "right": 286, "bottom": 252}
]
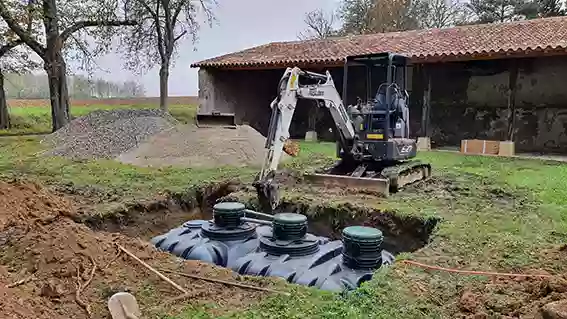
[{"left": 90, "top": 0, "right": 341, "bottom": 97}]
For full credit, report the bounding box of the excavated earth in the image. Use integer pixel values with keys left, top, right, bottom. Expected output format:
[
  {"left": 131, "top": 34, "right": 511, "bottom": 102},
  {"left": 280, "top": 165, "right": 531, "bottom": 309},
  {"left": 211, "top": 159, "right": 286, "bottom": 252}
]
[
  {"left": 0, "top": 180, "right": 273, "bottom": 319},
  {"left": 213, "top": 171, "right": 567, "bottom": 319},
  {"left": 4, "top": 170, "right": 567, "bottom": 319}
]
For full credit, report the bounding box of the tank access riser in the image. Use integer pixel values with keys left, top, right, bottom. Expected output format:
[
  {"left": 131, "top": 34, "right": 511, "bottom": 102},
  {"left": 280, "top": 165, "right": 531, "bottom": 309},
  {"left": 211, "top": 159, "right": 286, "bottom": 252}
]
[{"left": 303, "top": 160, "right": 432, "bottom": 196}]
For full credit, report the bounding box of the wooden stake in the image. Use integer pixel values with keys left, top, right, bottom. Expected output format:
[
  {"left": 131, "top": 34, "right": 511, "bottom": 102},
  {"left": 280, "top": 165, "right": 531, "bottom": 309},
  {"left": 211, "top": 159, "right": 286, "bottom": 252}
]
[{"left": 117, "top": 244, "right": 189, "bottom": 295}]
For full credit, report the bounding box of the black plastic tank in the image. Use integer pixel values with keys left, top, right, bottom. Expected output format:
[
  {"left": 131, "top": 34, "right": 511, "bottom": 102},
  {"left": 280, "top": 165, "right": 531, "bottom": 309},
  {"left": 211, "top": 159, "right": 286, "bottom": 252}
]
[
  {"left": 151, "top": 202, "right": 395, "bottom": 292},
  {"left": 151, "top": 202, "right": 260, "bottom": 267},
  {"left": 231, "top": 216, "right": 394, "bottom": 292},
  {"left": 293, "top": 226, "right": 394, "bottom": 291}
]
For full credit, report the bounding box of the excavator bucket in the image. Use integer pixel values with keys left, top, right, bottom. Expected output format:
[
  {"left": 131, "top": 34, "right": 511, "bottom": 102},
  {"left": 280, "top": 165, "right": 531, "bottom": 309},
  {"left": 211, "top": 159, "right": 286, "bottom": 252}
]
[
  {"left": 253, "top": 170, "right": 280, "bottom": 213},
  {"left": 195, "top": 111, "right": 236, "bottom": 128}
]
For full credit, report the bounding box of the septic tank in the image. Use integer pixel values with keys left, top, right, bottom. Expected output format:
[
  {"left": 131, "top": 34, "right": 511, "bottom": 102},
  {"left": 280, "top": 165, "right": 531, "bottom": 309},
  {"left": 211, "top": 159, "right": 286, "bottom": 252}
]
[{"left": 151, "top": 202, "right": 394, "bottom": 292}]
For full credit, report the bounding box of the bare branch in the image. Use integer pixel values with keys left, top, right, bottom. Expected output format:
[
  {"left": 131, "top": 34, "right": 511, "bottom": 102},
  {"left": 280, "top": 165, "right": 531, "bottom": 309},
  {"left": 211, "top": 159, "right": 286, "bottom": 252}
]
[
  {"left": 61, "top": 20, "right": 137, "bottom": 41},
  {"left": 298, "top": 9, "right": 337, "bottom": 40},
  {"left": 173, "top": 29, "right": 187, "bottom": 42},
  {"left": 0, "top": 1, "right": 45, "bottom": 56}
]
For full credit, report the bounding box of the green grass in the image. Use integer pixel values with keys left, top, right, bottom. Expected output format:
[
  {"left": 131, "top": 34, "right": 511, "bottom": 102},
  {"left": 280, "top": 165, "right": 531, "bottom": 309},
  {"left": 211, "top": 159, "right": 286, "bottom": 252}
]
[
  {"left": 0, "top": 103, "right": 221, "bottom": 208},
  {"left": 1, "top": 105, "right": 567, "bottom": 318},
  {"left": 172, "top": 144, "right": 567, "bottom": 319},
  {"left": 0, "top": 136, "right": 256, "bottom": 203},
  {"left": 0, "top": 103, "right": 197, "bottom": 135}
]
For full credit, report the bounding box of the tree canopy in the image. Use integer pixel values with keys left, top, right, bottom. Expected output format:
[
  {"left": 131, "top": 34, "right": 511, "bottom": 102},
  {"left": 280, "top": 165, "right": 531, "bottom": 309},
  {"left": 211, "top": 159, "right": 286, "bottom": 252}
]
[
  {"left": 0, "top": 0, "right": 137, "bottom": 131},
  {"left": 309, "top": 0, "right": 566, "bottom": 37},
  {"left": 118, "top": 0, "right": 215, "bottom": 111}
]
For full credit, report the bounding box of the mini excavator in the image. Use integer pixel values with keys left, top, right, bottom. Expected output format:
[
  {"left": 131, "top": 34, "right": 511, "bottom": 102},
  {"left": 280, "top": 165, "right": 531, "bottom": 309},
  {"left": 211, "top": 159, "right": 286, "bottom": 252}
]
[{"left": 253, "top": 52, "right": 432, "bottom": 212}]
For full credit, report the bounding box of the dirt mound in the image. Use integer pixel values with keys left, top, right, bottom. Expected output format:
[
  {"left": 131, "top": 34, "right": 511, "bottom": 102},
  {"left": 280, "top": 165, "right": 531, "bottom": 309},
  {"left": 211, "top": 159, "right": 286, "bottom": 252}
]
[
  {"left": 42, "top": 109, "right": 178, "bottom": 159},
  {"left": 0, "top": 180, "right": 267, "bottom": 319},
  {"left": 117, "top": 124, "right": 286, "bottom": 168},
  {"left": 455, "top": 258, "right": 567, "bottom": 318}
]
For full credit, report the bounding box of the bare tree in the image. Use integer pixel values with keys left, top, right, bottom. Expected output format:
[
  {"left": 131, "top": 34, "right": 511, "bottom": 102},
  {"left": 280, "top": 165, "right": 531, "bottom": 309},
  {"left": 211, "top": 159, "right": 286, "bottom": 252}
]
[
  {"left": 0, "top": 0, "right": 137, "bottom": 131},
  {"left": 412, "top": 0, "right": 468, "bottom": 29},
  {"left": 298, "top": 9, "right": 337, "bottom": 40},
  {"left": 119, "top": 0, "right": 215, "bottom": 112},
  {"left": 121, "top": 80, "right": 146, "bottom": 97},
  {"left": 339, "top": 0, "right": 420, "bottom": 35},
  {"left": 0, "top": 3, "right": 40, "bottom": 129},
  {"left": 465, "top": 0, "right": 531, "bottom": 23}
]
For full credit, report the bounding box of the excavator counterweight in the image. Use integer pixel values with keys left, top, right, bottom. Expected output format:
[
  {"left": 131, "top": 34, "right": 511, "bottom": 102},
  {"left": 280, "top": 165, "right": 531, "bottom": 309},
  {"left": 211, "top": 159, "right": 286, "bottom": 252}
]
[{"left": 255, "top": 52, "right": 432, "bottom": 212}]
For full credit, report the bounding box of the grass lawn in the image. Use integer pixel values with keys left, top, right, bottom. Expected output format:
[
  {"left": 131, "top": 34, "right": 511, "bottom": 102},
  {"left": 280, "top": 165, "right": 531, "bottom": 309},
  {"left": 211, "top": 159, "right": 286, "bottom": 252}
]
[
  {"left": 1, "top": 104, "right": 567, "bottom": 318},
  {"left": 0, "top": 103, "right": 197, "bottom": 135},
  {"left": 171, "top": 148, "right": 567, "bottom": 319}
]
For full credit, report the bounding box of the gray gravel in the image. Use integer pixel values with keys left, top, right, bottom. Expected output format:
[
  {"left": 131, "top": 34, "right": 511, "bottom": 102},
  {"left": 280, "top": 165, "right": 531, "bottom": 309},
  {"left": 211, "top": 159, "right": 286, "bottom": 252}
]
[{"left": 42, "top": 109, "right": 178, "bottom": 159}]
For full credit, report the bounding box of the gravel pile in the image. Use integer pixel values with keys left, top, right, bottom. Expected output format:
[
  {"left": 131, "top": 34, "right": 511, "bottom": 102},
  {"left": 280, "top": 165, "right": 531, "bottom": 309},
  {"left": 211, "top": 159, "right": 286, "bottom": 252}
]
[
  {"left": 43, "top": 109, "right": 178, "bottom": 159},
  {"left": 117, "top": 124, "right": 284, "bottom": 168}
]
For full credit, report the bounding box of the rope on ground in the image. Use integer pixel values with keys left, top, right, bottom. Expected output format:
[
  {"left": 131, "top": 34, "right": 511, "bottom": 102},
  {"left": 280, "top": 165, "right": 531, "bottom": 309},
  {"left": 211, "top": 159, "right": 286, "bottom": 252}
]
[
  {"left": 401, "top": 260, "right": 553, "bottom": 278},
  {"left": 160, "top": 269, "right": 290, "bottom": 296}
]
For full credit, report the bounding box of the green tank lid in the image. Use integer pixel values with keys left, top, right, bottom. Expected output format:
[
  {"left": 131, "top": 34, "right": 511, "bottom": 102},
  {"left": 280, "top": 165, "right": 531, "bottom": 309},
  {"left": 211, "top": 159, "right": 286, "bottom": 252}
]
[
  {"left": 273, "top": 213, "right": 307, "bottom": 225},
  {"left": 212, "top": 202, "right": 245, "bottom": 228},
  {"left": 343, "top": 226, "right": 383, "bottom": 242},
  {"left": 213, "top": 202, "right": 245, "bottom": 213}
]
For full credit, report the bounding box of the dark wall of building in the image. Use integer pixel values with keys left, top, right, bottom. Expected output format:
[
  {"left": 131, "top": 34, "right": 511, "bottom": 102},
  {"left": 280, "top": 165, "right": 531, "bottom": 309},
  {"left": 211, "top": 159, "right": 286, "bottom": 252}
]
[
  {"left": 198, "top": 55, "right": 567, "bottom": 153},
  {"left": 413, "top": 56, "right": 567, "bottom": 153},
  {"left": 197, "top": 68, "right": 279, "bottom": 134},
  {"left": 197, "top": 65, "right": 398, "bottom": 140}
]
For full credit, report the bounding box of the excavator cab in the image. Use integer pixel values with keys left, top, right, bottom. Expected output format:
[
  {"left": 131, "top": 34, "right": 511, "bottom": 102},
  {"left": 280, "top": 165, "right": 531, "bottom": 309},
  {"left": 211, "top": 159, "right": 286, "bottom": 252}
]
[{"left": 341, "top": 53, "right": 416, "bottom": 162}]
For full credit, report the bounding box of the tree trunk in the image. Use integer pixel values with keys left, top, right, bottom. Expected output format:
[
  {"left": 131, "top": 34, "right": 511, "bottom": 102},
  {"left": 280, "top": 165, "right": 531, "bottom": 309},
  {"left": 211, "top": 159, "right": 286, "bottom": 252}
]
[
  {"left": 45, "top": 57, "right": 70, "bottom": 132},
  {"left": 0, "top": 69, "right": 10, "bottom": 129},
  {"left": 159, "top": 63, "right": 169, "bottom": 112}
]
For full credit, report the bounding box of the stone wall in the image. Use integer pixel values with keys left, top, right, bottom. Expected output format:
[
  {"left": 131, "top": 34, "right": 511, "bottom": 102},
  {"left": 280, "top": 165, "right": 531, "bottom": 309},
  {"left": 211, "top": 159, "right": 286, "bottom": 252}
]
[{"left": 413, "top": 56, "right": 567, "bottom": 153}]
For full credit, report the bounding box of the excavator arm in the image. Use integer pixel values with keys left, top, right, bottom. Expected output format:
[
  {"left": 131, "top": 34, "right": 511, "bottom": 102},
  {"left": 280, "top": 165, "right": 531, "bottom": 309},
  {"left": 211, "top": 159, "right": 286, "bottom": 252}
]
[{"left": 254, "top": 67, "right": 356, "bottom": 212}]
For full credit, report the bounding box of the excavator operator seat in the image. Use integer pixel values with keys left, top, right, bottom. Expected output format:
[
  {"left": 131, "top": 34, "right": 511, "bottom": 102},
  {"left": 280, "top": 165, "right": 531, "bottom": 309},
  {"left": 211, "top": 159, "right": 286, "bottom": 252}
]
[
  {"left": 391, "top": 87, "right": 410, "bottom": 139},
  {"left": 369, "top": 83, "right": 411, "bottom": 139},
  {"left": 373, "top": 84, "right": 390, "bottom": 112}
]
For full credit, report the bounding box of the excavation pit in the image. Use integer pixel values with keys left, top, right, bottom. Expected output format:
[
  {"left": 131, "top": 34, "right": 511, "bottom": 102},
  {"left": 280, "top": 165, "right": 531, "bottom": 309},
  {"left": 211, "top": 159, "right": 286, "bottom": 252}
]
[
  {"left": 239, "top": 199, "right": 440, "bottom": 256},
  {"left": 150, "top": 199, "right": 439, "bottom": 292},
  {"left": 83, "top": 181, "right": 241, "bottom": 239},
  {"left": 0, "top": 181, "right": 264, "bottom": 319}
]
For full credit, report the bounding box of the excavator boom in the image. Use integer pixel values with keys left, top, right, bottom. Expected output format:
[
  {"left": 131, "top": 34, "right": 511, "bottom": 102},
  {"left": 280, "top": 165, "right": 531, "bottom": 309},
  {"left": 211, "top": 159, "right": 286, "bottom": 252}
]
[
  {"left": 254, "top": 56, "right": 432, "bottom": 213},
  {"left": 254, "top": 67, "right": 358, "bottom": 212}
]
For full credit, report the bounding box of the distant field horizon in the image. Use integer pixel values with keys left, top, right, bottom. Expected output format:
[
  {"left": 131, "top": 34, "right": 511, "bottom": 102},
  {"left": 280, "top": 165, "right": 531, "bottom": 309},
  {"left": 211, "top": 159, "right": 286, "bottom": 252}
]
[{"left": 6, "top": 96, "right": 198, "bottom": 107}]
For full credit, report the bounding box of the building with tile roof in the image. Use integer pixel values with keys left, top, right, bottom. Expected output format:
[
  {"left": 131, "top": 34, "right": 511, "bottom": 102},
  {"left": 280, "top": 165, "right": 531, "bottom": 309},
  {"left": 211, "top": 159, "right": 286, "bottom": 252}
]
[
  {"left": 191, "top": 17, "right": 567, "bottom": 153},
  {"left": 192, "top": 16, "right": 567, "bottom": 68}
]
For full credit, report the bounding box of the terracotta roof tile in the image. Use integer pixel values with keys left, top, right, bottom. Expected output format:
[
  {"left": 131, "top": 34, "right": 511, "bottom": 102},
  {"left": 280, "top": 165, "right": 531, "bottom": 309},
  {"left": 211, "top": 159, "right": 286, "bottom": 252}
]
[{"left": 191, "top": 16, "right": 567, "bottom": 68}]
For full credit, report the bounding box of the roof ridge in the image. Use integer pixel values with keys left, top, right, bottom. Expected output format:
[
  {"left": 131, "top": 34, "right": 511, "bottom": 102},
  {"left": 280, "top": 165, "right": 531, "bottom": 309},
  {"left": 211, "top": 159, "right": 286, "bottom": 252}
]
[{"left": 191, "top": 16, "right": 567, "bottom": 68}]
